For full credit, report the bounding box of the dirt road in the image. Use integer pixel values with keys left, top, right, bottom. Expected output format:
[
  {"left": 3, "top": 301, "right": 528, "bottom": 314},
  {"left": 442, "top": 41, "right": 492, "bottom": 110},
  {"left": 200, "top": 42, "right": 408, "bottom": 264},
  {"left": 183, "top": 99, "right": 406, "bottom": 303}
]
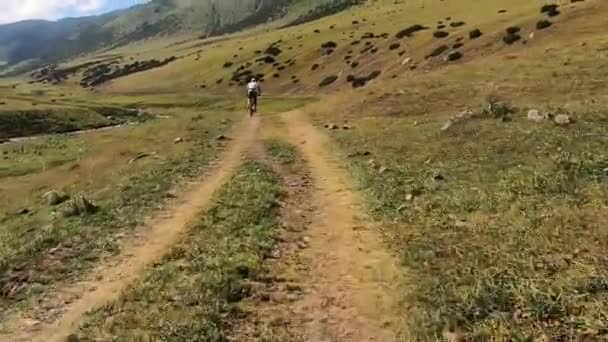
[
  {"left": 279, "top": 111, "right": 402, "bottom": 341},
  {"left": 0, "top": 116, "right": 260, "bottom": 342},
  {"left": 1, "top": 110, "right": 402, "bottom": 341}
]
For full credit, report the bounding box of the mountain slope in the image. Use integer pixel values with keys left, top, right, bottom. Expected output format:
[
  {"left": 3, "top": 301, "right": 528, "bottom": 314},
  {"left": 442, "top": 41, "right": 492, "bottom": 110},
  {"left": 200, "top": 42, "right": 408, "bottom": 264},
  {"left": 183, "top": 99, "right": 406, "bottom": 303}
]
[{"left": 0, "top": 0, "right": 361, "bottom": 70}]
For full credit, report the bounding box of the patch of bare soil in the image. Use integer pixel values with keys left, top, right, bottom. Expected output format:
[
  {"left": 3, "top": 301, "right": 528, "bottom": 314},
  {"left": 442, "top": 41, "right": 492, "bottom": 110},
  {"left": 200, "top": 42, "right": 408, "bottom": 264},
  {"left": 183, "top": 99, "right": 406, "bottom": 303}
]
[{"left": 242, "top": 111, "right": 405, "bottom": 341}]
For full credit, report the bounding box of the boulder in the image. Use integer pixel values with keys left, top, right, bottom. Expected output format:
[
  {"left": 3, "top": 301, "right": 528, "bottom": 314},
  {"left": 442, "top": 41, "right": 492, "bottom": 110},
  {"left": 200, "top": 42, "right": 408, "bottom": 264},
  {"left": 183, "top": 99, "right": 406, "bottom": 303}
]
[
  {"left": 527, "top": 109, "right": 549, "bottom": 122},
  {"left": 554, "top": 114, "right": 571, "bottom": 126},
  {"left": 61, "top": 195, "right": 98, "bottom": 218},
  {"left": 43, "top": 190, "right": 69, "bottom": 206}
]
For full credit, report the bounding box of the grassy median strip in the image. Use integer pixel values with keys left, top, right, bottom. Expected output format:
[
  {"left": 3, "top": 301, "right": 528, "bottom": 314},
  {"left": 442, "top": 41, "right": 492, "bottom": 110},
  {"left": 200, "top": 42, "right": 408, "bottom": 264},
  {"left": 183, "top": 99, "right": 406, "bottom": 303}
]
[
  {"left": 78, "top": 161, "right": 282, "bottom": 340},
  {"left": 265, "top": 139, "right": 299, "bottom": 166}
]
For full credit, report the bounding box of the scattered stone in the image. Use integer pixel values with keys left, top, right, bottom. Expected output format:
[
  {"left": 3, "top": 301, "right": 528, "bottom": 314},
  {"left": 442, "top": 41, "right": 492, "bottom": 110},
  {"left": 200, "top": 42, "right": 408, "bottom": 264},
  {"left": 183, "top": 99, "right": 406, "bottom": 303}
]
[
  {"left": 506, "top": 26, "right": 521, "bottom": 34},
  {"left": 395, "top": 24, "right": 428, "bottom": 39},
  {"left": 330, "top": 124, "right": 339, "bottom": 130},
  {"left": 43, "top": 190, "right": 69, "bottom": 206},
  {"left": 427, "top": 45, "right": 449, "bottom": 58},
  {"left": 401, "top": 57, "right": 413, "bottom": 65},
  {"left": 554, "top": 114, "right": 572, "bottom": 126},
  {"left": 447, "top": 51, "right": 463, "bottom": 61},
  {"left": 536, "top": 20, "right": 552, "bottom": 30},
  {"left": 469, "top": 29, "right": 482, "bottom": 39},
  {"left": 128, "top": 153, "right": 152, "bottom": 164},
  {"left": 433, "top": 172, "right": 445, "bottom": 181},
  {"left": 174, "top": 137, "right": 183, "bottom": 144},
  {"left": 444, "top": 331, "right": 465, "bottom": 342},
  {"left": 527, "top": 109, "right": 549, "bottom": 122},
  {"left": 433, "top": 31, "right": 450, "bottom": 39},
  {"left": 319, "top": 75, "right": 339, "bottom": 87},
  {"left": 454, "top": 220, "right": 470, "bottom": 229},
  {"left": 503, "top": 33, "right": 521, "bottom": 45},
  {"left": 66, "top": 334, "right": 80, "bottom": 342},
  {"left": 61, "top": 195, "right": 98, "bottom": 218},
  {"left": 216, "top": 135, "right": 227, "bottom": 141},
  {"left": 541, "top": 4, "right": 560, "bottom": 17},
  {"left": 265, "top": 46, "right": 282, "bottom": 56},
  {"left": 23, "top": 318, "right": 41, "bottom": 328},
  {"left": 321, "top": 41, "right": 337, "bottom": 49},
  {"left": 405, "top": 194, "right": 414, "bottom": 201},
  {"left": 17, "top": 208, "right": 30, "bottom": 215}
]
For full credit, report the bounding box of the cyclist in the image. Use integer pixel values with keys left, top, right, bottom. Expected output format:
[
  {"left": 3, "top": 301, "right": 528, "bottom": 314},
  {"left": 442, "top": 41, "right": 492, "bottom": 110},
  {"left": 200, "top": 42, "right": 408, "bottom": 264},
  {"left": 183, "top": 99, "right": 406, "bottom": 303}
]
[{"left": 246, "top": 78, "right": 261, "bottom": 115}]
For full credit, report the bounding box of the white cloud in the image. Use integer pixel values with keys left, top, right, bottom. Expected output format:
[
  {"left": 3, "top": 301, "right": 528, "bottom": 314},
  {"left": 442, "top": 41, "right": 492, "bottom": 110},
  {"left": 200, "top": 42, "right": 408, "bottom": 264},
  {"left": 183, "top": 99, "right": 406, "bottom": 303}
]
[{"left": 0, "top": 0, "right": 140, "bottom": 24}]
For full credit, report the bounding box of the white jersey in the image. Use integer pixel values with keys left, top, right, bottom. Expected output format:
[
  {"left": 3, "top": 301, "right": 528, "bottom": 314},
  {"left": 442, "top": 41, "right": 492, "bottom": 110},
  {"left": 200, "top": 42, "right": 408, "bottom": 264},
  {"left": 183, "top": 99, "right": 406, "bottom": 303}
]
[{"left": 246, "top": 81, "right": 261, "bottom": 94}]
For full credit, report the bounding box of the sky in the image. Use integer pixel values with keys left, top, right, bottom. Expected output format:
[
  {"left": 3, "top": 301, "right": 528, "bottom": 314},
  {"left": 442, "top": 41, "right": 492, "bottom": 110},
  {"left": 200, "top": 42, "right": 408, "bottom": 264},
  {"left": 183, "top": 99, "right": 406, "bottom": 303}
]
[{"left": 0, "top": 0, "right": 150, "bottom": 25}]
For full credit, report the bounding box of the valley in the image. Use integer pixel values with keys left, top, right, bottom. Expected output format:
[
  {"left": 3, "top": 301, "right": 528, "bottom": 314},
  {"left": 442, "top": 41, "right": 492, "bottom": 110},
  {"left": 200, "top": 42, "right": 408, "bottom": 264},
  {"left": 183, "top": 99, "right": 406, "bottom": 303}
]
[{"left": 1, "top": 0, "right": 607, "bottom": 340}]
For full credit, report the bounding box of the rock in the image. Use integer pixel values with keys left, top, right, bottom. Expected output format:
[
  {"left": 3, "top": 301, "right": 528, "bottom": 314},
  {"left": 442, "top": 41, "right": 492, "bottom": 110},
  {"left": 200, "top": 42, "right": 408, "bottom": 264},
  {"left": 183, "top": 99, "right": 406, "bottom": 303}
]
[
  {"left": 444, "top": 331, "right": 465, "bottom": 342},
  {"left": 66, "top": 333, "right": 80, "bottom": 342},
  {"left": 128, "top": 153, "right": 152, "bottom": 164},
  {"left": 329, "top": 124, "right": 339, "bottom": 130},
  {"left": 379, "top": 166, "right": 389, "bottom": 174},
  {"left": 536, "top": 20, "right": 552, "bottom": 30},
  {"left": 454, "top": 220, "right": 470, "bottom": 229},
  {"left": 43, "top": 190, "right": 69, "bottom": 206},
  {"left": 440, "top": 121, "right": 453, "bottom": 131},
  {"left": 433, "top": 30, "right": 450, "bottom": 39},
  {"left": 554, "top": 114, "right": 571, "bottom": 126},
  {"left": 17, "top": 208, "right": 30, "bottom": 215},
  {"left": 469, "top": 29, "right": 483, "bottom": 39},
  {"left": 174, "top": 137, "right": 183, "bottom": 144},
  {"left": 61, "top": 195, "right": 98, "bottom": 218},
  {"left": 342, "top": 125, "right": 351, "bottom": 130},
  {"left": 23, "top": 318, "right": 41, "bottom": 328},
  {"left": 405, "top": 194, "right": 414, "bottom": 201},
  {"left": 319, "top": 75, "right": 339, "bottom": 87},
  {"left": 527, "top": 109, "right": 549, "bottom": 122},
  {"left": 216, "top": 135, "right": 227, "bottom": 141},
  {"left": 433, "top": 172, "right": 445, "bottom": 181},
  {"left": 534, "top": 334, "right": 551, "bottom": 342},
  {"left": 447, "top": 51, "right": 463, "bottom": 61}
]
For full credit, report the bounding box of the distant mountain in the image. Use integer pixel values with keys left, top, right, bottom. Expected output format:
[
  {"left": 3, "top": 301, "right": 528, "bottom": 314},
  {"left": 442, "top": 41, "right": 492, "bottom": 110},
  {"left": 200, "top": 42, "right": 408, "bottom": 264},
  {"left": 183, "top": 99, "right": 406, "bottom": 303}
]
[{"left": 0, "top": 0, "right": 361, "bottom": 72}]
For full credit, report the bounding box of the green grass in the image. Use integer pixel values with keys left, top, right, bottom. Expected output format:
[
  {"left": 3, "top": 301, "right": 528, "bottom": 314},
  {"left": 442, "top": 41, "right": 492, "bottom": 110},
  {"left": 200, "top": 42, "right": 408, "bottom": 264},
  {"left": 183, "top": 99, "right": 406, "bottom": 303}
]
[
  {"left": 0, "top": 104, "right": 237, "bottom": 319},
  {"left": 265, "top": 139, "right": 299, "bottom": 165},
  {"left": 77, "top": 161, "right": 282, "bottom": 341},
  {"left": 0, "top": 136, "right": 85, "bottom": 178},
  {"left": 327, "top": 99, "right": 608, "bottom": 339}
]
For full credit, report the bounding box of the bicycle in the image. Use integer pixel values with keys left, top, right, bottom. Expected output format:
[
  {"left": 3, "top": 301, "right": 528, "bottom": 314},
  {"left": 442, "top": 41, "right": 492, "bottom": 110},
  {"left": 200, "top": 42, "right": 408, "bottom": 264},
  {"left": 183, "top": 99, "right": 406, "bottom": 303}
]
[
  {"left": 247, "top": 95, "right": 258, "bottom": 117},
  {"left": 247, "top": 99, "right": 257, "bottom": 117}
]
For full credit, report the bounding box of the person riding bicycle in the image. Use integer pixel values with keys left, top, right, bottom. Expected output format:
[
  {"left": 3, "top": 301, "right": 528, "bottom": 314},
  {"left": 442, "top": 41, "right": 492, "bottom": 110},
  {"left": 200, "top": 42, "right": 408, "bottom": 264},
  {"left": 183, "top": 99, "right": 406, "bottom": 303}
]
[{"left": 246, "top": 78, "right": 261, "bottom": 113}]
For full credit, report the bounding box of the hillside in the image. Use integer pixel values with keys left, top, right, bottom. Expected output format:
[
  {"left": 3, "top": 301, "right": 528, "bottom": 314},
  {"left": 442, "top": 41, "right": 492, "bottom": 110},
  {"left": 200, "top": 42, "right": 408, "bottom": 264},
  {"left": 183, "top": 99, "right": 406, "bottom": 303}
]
[
  {"left": 0, "top": 0, "right": 361, "bottom": 72},
  {"left": 1, "top": 0, "right": 608, "bottom": 340}
]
